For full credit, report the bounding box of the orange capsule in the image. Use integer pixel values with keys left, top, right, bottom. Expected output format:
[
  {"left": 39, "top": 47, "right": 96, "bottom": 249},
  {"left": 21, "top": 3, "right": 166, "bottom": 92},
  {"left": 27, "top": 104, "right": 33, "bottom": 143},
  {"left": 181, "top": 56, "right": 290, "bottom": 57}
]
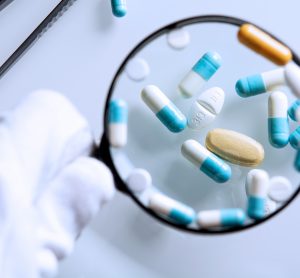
[{"left": 238, "top": 24, "right": 292, "bottom": 65}]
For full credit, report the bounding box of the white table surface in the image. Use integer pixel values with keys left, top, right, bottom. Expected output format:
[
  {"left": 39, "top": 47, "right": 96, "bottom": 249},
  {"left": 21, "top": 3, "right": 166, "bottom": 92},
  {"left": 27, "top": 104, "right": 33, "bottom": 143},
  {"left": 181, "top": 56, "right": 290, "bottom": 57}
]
[{"left": 1, "top": 1, "right": 300, "bottom": 277}]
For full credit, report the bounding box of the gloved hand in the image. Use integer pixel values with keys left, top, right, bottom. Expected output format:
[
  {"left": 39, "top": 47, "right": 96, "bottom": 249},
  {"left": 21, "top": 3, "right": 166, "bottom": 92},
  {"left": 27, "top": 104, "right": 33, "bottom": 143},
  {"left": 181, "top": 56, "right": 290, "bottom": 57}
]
[{"left": 0, "top": 90, "right": 115, "bottom": 278}]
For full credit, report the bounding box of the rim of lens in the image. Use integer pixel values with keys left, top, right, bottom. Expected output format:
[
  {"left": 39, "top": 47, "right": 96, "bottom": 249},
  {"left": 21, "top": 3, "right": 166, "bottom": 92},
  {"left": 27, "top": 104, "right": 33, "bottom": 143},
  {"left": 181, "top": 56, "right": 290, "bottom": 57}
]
[{"left": 96, "top": 15, "right": 300, "bottom": 234}]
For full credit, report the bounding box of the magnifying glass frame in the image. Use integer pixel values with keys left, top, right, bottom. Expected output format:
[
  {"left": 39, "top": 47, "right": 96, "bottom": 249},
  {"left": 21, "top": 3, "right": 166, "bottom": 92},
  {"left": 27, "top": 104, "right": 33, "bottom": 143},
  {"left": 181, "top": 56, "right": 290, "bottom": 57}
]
[{"left": 93, "top": 15, "right": 300, "bottom": 235}]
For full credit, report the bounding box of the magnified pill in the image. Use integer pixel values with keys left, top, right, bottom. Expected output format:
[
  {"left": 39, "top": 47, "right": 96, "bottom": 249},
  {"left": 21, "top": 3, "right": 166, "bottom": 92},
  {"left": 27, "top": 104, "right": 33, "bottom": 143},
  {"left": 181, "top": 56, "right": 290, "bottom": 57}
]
[
  {"left": 141, "top": 85, "right": 187, "bottom": 133},
  {"left": 197, "top": 209, "right": 246, "bottom": 228},
  {"left": 181, "top": 139, "right": 231, "bottom": 183},
  {"left": 268, "top": 91, "right": 289, "bottom": 148},
  {"left": 178, "top": 51, "right": 222, "bottom": 98},
  {"left": 111, "top": 0, "right": 127, "bottom": 17},
  {"left": 294, "top": 151, "right": 300, "bottom": 172},
  {"left": 288, "top": 100, "right": 300, "bottom": 122},
  {"left": 235, "top": 68, "right": 285, "bottom": 98},
  {"left": 188, "top": 87, "right": 224, "bottom": 130},
  {"left": 246, "top": 169, "right": 269, "bottom": 220},
  {"left": 108, "top": 99, "right": 128, "bottom": 148},
  {"left": 126, "top": 168, "right": 152, "bottom": 193},
  {"left": 238, "top": 24, "right": 292, "bottom": 65},
  {"left": 205, "top": 129, "right": 264, "bottom": 167},
  {"left": 289, "top": 127, "right": 300, "bottom": 149},
  {"left": 125, "top": 57, "right": 150, "bottom": 81},
  {"left": 167, "top": 28, "right": 190, "bottom": 50},
  {"left": 268, "top": 176, "right": 292, "bottom": 203},
  {"left": 285, "top": 62, "right": 300, "bottom": 98},
  {"left": 149, "top": 193, "right": 195, "bottom": 225}
]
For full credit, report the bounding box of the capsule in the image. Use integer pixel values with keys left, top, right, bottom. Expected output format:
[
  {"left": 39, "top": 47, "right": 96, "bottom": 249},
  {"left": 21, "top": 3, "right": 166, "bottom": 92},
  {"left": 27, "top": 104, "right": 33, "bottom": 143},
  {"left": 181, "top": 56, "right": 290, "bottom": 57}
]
[
  {"left": 141, "top": 85, "right": 187, "bottom": 133},
  {"left": 178, "top": 51, "right": 222, "bottom": 98},
  {"left": 108, "top": 99, "right": 128, "bottom": 148},
  {"left": 235, "top": 68, "right": 285, "bottom": 97},
  {"left": 149, "top": 193, "right": 195, "bottom": 225},
  {"left": 181, "top": 139, "right": 231, "bottom": 183},
  {"left": 268, "top": 91, "right": 289, "bottom": 148},
  {"left": 285, "top": 62, "right": 300, "bottom": 98},
  {"left": 246, "top": 169, "right": 269, "bottom": 220},
  {"left": 294, "top": 151, "right": 300, "bottom": 172},
  {"left": 238, "top": 24, "right": 292, "bottom": 65},
  {"left": 111, "top": 0, "right": 127, "bottom": 17},
  {"left": 288, "top": 100, "right": 300, "bottom": 122},
  {"left": 289, "top": 127, "right": 300, "bottom": 149},
  {"left": 197, "top": 209, "right": 246, "bottom": 228}
]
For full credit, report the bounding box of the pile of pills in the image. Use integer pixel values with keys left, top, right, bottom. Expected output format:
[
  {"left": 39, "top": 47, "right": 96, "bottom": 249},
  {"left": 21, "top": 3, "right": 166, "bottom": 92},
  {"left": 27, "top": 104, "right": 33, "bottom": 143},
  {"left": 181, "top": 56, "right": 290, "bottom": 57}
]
[{"left": 107, "top": 24, "right": 299, "bottom": 230}]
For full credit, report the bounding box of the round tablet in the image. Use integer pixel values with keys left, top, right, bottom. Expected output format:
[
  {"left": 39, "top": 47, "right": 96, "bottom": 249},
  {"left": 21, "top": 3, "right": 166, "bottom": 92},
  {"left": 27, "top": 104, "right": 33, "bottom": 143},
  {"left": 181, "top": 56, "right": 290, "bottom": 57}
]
[
  {"left": 268, "top": 176, "right": 292, "bottom": 202},
  {"left": 125, "top": 57, "right": 150, "bottom": 81},
  {"left": 167, "top": 28, "right": 190, "bottom": 50},
  {"left": 126, "top": 168, "right": 152, "bottom": 193}
]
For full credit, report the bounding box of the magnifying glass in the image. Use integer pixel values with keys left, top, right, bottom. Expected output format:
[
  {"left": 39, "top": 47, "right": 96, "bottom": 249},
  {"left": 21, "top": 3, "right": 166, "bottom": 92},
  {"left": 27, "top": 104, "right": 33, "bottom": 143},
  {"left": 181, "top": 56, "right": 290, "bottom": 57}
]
[{"left": 93, "top": 15, "right": 300, "bottom": 234}]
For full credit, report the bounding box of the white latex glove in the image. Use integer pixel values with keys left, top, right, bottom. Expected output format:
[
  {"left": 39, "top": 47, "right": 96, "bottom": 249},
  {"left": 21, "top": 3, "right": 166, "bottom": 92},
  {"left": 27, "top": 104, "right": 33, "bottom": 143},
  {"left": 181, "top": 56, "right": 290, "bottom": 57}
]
[{"left": 0, "top": 90, "right": 115, "bottom": 278}]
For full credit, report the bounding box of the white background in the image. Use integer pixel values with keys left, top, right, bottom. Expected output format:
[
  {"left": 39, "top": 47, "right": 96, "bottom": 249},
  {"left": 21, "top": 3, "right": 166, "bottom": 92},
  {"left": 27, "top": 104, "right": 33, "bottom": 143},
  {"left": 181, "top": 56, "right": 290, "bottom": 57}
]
[{"left": 1, "top": 1, "right": 300, "bottom": 277}]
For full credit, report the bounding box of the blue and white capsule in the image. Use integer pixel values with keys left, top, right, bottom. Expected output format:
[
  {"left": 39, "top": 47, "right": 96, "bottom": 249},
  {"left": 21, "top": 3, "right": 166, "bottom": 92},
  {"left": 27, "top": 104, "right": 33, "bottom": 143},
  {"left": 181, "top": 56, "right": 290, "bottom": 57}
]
[
  {"left": 141, "top": 85, "right": 187, "bottom": 133},
  {"left": 181, "top": 139, "right": 231, "bottom": 183},
  {"left": 235, "top": 68, "right": 285, "bottom": 97},
  {"left": 178, "top": 51, "right": 222, "bottom": 98},
  {"left": 111, "top": 0, "right": 127, "bottom": 17},
  {"left": 197, "top": 209, "right": 246, "bottom": 228},
  {"left": 246, "top": 169, "right": 269, "bottom": 220},
  {"left": 149, "top": 193, "right": 195, "bottom": 225},
  {"left": 288, "top": 100, "right": 300, "bottom": 122},
  {"left": 289, "top": 127, "right": 300, "bottom": 149},
  {"left": 294, "top": 151, "right": 300, "bottom": 172},
  {"left": 268, "top": 91, "right": 289, "bottom": 148},
  {"left": 108, "top": 99, "right": 128, "bottom": 148}
]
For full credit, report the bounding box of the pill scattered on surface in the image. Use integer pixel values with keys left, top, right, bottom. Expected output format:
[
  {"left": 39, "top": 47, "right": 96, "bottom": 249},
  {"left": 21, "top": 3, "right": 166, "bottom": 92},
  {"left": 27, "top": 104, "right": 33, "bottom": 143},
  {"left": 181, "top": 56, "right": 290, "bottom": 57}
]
[
  {"left": 284, "top": 62, "right": 300, "bottom": 98},
  {"left": 111, "top": 0, "right": 127, "bottom": 17},
  {"left": 197, "top": 209, "right": 246, "bottom": 228},
  {"left": 167, "top": 28, "right": 190, "bottom": 50},
  {"left": 288, "top": 100, "right": 300, "bottom": 122},
  {"left": 289, "top": 127, "right": 300, "bottom": 149},
  {"left": 235, "top": 68, "right": 285, "bottom": 98},
  {"left": 149, "top": 193, "right": 195, "bottom": 225},
  {"left": 268, "top": 91, "right": 289, "bottom": 148},
  {"left": 188, "top": 87, "right": 224, "bottom": 130},
  {"left": 141, "top": 85, "right": 187, "bottom": 133},
  {"left": 238, "top": 24, "right": 292, "bottom": 65},
  {"left": 246, "top": 169, "right": 269, "bottom": 220},
  {"left": 126, "top": 168, "right": 152, "bottom": 193},
  {"left": 181, "top": 139, "right": 231, "bottom": 183},
  {"left": 178, "top": 51, "right": 222, "bottom": 98},
  {"left": 268, "top": 176, "right": 292, "bottom": 202},
  {"left": 108, "top": 99, "right": 128, "bottom": 148},
  {"left": 125, "top": 57, "right": 150, "bottom": 81},
  {"left": 294, "top": 151, "right": 300, "bottom": 172},
  {"left": 205, "top": 129, "right": 264, "bottom": 167}
]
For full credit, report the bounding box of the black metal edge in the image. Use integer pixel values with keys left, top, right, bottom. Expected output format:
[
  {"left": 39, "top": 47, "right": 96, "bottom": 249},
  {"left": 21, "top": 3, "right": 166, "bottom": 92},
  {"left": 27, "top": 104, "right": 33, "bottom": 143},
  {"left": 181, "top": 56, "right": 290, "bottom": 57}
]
[{"left": 96, "top": 14, "right": 300, "bottom": 235}]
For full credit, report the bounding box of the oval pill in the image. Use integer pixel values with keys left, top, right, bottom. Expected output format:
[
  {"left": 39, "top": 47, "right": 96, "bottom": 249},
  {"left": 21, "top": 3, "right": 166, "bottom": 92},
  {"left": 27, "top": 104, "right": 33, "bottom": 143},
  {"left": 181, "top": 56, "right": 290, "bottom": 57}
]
[
  {"left": 188, "top": 87, "right": 225, "bottom": 130},
  {"left": 181, "top": 139, "right": 231, "bottom": 183},
  {"left": 178, "top": 51, "right": 222, "bottom": 98},
  {"left": 111, "top": 0, "right": 127, "bottom": 17},
  {"left": 268, "top": 91, "right": 289, "bottom": 148},
  {"left": 285, "top": 62, "right": 300, "bottom": 98},
  {"left": 197, "top": 209, "right": 246, "bottom": 228},
  {"left": 235, "top": 68, "right": 285, "bottom": 98},
  {"left": 141, "top": 85, "right": 187, "bottom": 133},
  {"left": 268, "top": 176, "right": 292, "bottom": 202},
  {"left": 126, "top": 168, "right": 152, "bottom": 193},
  {"left": 149, "top": 193, "right": 195, "bottom": 225},
  {"left": 289, "top": 127, "right": 300, "bottom": 149},
  {"left": 205, "top": 129, "right": 264, "bottom": 167},
  {"left": 108, "top": 99, "right": 128, "bottom": 148},
  {"left": 246, "top": 169, "right": 269, "bottom": 220},
  {"left": 288, "top": 100, "right": 300, "bottom": 122},
  {"left": 238, "top": 24, "right": 292, "bottom": 65}
]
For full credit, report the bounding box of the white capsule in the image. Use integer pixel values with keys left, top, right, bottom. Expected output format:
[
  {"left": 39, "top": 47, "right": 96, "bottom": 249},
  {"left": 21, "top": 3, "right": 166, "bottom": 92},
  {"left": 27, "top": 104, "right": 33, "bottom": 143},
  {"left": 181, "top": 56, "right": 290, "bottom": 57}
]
[
  {"left": 284, "top": 61, "right": 300, "bottom": 98},
  {"left": 268, "top": 176, "right": 292, "bottom": 202},
  {"left": 149, "top": 193, "right": 195, "bottom": 225},
  {"left": 108, "top": 99, "right": 128, "bottom": 148},
  {"left": 126, "top": 168, "right": 152, "bottom": 193},
  {"left": 188, "top": 87, "right": 225, "bottom": 130},
  {"left": 246, "top": 169, "right": 269, "bottom": 220}
]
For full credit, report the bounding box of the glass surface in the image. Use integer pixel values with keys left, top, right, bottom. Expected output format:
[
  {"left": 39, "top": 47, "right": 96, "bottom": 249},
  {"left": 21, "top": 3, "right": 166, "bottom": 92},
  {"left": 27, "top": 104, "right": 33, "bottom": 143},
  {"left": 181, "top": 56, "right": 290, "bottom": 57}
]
[{"left": 106, "top": 20, "right": 300, "bottom": 232}]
